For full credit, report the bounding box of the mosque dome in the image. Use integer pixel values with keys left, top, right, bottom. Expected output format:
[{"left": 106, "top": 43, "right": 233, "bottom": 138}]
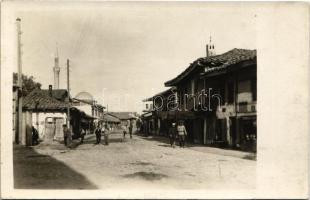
[{"left": 75, "top": 91, "right": 94, "bottom": 101}]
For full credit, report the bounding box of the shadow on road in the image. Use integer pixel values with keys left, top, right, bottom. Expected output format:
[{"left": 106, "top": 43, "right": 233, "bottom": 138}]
[
  {"left": 13, "top": 145, "right": 97, "bottom": 189},
  {"left": 122, "top": 171, "right": 168, "bottom": 181}
]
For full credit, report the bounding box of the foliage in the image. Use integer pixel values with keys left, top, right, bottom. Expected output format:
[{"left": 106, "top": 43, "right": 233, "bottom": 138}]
[{"left": 13, "top": 72, "right": 42, "bottom": 96}]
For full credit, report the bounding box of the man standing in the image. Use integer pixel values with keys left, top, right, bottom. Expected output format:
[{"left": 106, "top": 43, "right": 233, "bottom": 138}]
[
  {"left": 95, "top": 125, "right": 101, "bottom": 144},
  {"left": 177, "top": 121, "right": 187, "bottom": 148},
  {"left": 63, "top": 125, "right": 72, "bottom": 147},
  {"left": 129, "top": 119, "right": 133, "bottom": 139},
  {"left": 169, "top": 122, "right": 177, "bottom": 148},
  {"left": 32, "top": 126, "right": 39, "bottom": 145},
  {"left": 63, "top": 125, "right": 68, "bottom": 146},
  {"left": 80, "top": 128, "right": 86, "bottom": 144},
  {"left": 104, "top": 124, "right": 110, "bottom": 145},
  {"left": 123, "top": 120, "right": 130, "bottom": 141}
]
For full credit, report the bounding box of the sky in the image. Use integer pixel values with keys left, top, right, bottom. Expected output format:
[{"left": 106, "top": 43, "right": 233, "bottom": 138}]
[{"left": 16, "top": 2, "right": 257, "bottom": 113}]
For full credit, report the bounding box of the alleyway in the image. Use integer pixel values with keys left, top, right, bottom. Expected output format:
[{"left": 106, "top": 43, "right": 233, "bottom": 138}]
[{"left": 14, "top": 131, "right": 256, "bottom": 190}]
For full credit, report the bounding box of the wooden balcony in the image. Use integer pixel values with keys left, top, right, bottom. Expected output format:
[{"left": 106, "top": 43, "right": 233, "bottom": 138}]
[{"left": 237, "top": 102, "right": 256, "bottom": 113}]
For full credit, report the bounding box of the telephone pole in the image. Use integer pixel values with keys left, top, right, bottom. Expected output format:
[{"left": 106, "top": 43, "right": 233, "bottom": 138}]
[
  {"left": 67, "top": 59, "right": 71, "bottom": 129},
  {"left": 16, "top": 18, "right": 22, "bottom": 144}
]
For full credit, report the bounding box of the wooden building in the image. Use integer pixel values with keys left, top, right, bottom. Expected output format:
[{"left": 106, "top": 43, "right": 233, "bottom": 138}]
[
  {"left": 109, "top": 112, "right": 138, "bottom": 132},
  {"left": 101, "top": 113, "right": 121, "bottom": 128},
  {"left": 164, "top": 48, "right": 257, "bottom": 152},
  {"left": 142, "top": 87, "right": 177, "bottom": 136}
]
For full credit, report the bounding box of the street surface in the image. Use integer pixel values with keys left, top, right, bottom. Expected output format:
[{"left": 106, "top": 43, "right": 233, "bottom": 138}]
[{"left": 14, "top": 130, "right": 256, "bottom": 190}]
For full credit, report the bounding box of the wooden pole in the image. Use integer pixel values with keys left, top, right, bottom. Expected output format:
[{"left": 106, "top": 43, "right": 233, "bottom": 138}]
[
  {"left": 67, "top": 59, "right": 70, "bottom": 129},
  {"left": 16, "top": 18, "right": 22, "bottom": 144}
]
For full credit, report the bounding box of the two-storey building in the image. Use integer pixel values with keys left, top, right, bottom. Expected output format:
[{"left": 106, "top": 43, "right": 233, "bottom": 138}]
[{"left": 165, "top": 48, "right": 257, "bottom": 151}]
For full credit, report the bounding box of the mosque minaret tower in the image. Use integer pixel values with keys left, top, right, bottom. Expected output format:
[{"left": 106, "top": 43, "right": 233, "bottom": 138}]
[{"left": 53, "top": 47, "right": 60, "bottom": 89}]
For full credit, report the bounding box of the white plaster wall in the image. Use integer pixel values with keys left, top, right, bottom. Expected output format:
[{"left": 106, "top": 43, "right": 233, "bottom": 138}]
[
  {"left": 216, "top": 104, "right": 236, "bottom": 119},
  {"left": 32, "top": 112, "right": 67, "bottom": 139}
]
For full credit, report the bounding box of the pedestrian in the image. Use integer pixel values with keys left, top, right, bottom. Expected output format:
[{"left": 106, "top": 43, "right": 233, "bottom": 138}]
[
  {"left": 95, "top": 125, "right": 101, "bottom": 144},
  {"left": 63, "top": 125, "right": 72, "bottom": 147},
  {"left": 31, "top": 126, "right": 39, "bottom": 145},
  {"left": 129, "top": 119, "right": 133, "bottom": 139},
  {"left": 63, "top": 125, "right": 68, "bottom": 146},
  {"left": 100, "top": 124, "right": 105, "bottom": 144},
  {"left": 169, "top": 122, "right": 177, "bottom": 148},
  {"left": 122, "top": 126, "right": 127, "bottom": 141},
  {"left": 122, "top": 121, "right": 128, "bottom": 141},
  {"left": 80, "top": 127, "right": 86, "bottom": 144},
  {"left": 104, "top": 123, "right": 110, "bottom": 145},
  {"left": 177, "top": 121, "right": 187, "bottom": 148}
]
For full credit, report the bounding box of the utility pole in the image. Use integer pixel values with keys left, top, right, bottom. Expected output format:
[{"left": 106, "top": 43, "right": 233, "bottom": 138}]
[
  {"left": 66, "top": 59, "right": 70, "bottom": 129},
  {"left": 16, "top": 18, "right": 22, "bottom": 144}
]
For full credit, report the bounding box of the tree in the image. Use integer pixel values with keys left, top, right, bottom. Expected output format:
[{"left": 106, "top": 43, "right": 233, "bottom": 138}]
[{"left": 13, "top": 72, "right": 42, "bottom": 96}]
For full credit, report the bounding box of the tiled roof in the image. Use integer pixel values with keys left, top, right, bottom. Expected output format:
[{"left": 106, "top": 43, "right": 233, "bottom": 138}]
[
  {"left": 23, "top": 89, "right": 69, "bottom": 111},
  {"left": 165, "top": 48, "right": 256, "bottom": 86},
  {"left": 102, "top": 113, "right": 121, "bottom": 123},
  {"left": 41, "top": 89, "right": 68, "bottom": 101},
  {"left": 109, "top": 112, "right": 136, "bottom": 120},
  {"left": 143, "top": 87, "right": 176, "bottom": 102}
]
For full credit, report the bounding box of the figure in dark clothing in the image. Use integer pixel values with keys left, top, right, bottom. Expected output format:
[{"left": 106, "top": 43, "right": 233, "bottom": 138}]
[
  {"left": 95, "top": 126, "right": 101, "bottom": 144},
  {"left": 63, "top": 125, "right": 68, "bottom": 146},
  {"left": 104, "top": 124, "right": 110, "bottom": 145},
  {"left": 32, "top": 126, "right": 39, "bottom": 145},
  {"left": 169, "top": 123, "right": 177, "bottom": 148},
  {"left": 80, "top": 128, "right": 86, "bottom": 144},
  {"left": 129, "top": 120, "right": 133, "bottom": 139},
  {"left": 123, "top": 130, "right": 127, "bottom": 140},
  {"left": 63, "top": 125, "right": 72, "bottom": 147}
]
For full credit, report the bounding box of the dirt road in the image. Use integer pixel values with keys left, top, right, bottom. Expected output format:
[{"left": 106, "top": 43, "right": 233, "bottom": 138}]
[{"left": 14, "top": 131, "right": 256, "bottom": 190}]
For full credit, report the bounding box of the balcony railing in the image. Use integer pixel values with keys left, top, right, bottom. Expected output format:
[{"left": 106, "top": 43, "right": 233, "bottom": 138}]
[{"left": 237, "top": 102, "right": 256, "bottom": 113}]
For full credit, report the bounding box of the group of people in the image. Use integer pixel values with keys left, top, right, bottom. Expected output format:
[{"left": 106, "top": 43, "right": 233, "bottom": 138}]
[
  {"left": 168, "top": 120, "right": 187, "bottom": 148},
  {"left": 94, "top": 123, "right": 112, "bottom": 145},
  {"left": 62, "top": 120, "right": 134, "bottom": 147}
]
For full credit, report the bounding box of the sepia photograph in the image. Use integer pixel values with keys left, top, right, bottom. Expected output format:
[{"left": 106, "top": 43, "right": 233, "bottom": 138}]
[{"left": 1, "top": 1, "right": 309, "bottom": 199}]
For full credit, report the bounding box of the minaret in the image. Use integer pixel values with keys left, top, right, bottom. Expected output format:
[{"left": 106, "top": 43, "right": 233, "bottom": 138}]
[
  {"left": 206, "top": 36, "right": 216, "bottom": 57},
  {"left": 53, "top": 46, "right": 60, "bottom": 89}
]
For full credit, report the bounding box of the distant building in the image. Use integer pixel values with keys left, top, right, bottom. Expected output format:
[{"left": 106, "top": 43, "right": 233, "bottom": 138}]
[
  {"left": 101, "top": 113, "right": 121, "bottom": 128},
  {"left": 73, "top": 91, "right": 104, "bottom": 118},
  {"left": 22, "top": 85, "right": 93, "bottom": 144},
  {"left": 142, "top": 87, "right": 176, "bottom": 136},
  {"left": 109, "top": 112, "right": 137, "bottom": 129}
]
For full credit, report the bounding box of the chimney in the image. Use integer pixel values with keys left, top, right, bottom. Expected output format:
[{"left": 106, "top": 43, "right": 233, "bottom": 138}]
[{"left": 48, "top": 85, "right": 53, "bottom": 97}]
